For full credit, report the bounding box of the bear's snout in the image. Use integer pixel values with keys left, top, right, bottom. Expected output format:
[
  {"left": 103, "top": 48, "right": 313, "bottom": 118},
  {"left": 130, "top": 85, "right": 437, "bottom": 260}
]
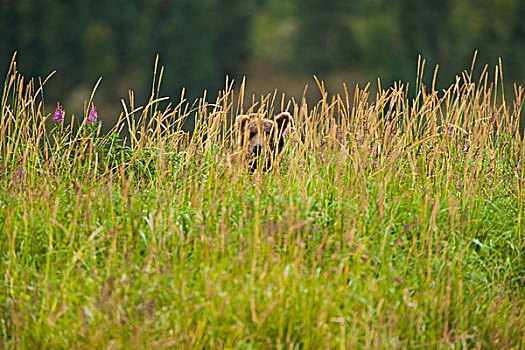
[{"left": 251, "top": 143, "right": 265, "bottom": 158}]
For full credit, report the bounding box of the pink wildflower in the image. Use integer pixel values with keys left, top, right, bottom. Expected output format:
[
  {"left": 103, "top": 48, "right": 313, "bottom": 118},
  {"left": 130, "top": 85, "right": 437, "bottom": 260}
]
[
  {"left": 53, "top": 103, "right": 64, "bottom": 122},
  {"left": 87, "top": 104, "right": 98, "bottom": 123}
]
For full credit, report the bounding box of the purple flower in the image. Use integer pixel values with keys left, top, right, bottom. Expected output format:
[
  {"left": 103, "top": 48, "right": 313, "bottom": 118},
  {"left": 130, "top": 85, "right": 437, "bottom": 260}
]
[
  {"left": 53, "top": 103, "right": 64, "bottom": 122},
  {"left": 456, "top": 180, "right": 464, "bottom": 192},
  {"left": 16, "top": 168, "right": 25, "bottom": 183},
  {"left": 284, "top": 127, "right": 295, "bottom": 137},
  {"left": 87, "top": 104, "right": 98, "bottom": 123}
]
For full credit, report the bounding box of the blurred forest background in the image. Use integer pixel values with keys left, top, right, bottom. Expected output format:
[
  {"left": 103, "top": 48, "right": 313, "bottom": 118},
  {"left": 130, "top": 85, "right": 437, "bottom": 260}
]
[{"left": 2, "top": 0, "right": 525, "bottom": 129}]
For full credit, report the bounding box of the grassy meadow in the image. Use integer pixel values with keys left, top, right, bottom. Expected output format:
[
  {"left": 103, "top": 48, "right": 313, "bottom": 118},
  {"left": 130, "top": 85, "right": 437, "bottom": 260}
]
[{"left": 1, "top": 55, "right": 525, "bottom": 349}]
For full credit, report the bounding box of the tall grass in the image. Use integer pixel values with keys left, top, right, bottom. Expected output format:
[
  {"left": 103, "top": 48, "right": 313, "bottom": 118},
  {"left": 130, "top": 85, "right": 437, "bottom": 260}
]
[{"left": 1, "top": 54, "right": 525, "bottom": 349}]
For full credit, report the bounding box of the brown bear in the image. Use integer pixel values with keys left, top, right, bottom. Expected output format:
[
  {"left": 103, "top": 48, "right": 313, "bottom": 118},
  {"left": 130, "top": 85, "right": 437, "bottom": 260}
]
[{"left": 234, "top": 112, "right": 293, "bottom": 171}]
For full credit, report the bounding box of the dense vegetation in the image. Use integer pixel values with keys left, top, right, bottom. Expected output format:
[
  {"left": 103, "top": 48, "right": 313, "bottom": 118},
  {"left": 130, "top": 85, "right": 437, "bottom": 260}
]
[{"left": 1, "top": 55, "right": 525, "bottom": 348}]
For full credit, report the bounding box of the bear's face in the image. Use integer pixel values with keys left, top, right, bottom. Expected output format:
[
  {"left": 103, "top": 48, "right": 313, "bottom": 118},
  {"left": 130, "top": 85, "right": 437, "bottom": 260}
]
[{"left": 235, "top": 112, "right": 292, "bottom": 170}]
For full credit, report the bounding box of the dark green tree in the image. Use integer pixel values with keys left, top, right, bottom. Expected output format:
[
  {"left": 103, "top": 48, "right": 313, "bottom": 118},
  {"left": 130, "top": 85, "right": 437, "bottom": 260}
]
[
  {"left": 292, "top": 0, "right": 356, "bottom": 76},
  {"left": 210, "top": 0, "right": 256, "bottom": 80},
  {"left": 399, "top": 0, "right": 451, "bottom": 63}
]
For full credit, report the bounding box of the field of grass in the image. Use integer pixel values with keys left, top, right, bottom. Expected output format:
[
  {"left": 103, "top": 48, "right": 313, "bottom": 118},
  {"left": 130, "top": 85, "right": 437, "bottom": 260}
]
[{"left": 1, "top": 55, "right": 525, "bottom": 349}]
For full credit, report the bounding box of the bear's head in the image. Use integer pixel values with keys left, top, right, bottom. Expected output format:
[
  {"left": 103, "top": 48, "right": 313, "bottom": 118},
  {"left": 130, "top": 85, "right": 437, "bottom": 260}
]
[{"left": 235, "top": 112, "right": 293, "bottom": 170}]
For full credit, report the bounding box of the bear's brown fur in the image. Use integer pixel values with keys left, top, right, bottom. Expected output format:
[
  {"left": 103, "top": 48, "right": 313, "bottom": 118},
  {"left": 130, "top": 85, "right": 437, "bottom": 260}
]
[{"left": 234, "top": 112, "right": 293, "bottom": 170}]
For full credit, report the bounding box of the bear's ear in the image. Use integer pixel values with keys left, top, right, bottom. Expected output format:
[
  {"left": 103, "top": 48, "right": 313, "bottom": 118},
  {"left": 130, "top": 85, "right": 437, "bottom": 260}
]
[
  {"left": 235, "top": 115, "right": 250, "bottom": 132},
  {"left": 274, "top": 112, "right": 292, "bottom": 133}
]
